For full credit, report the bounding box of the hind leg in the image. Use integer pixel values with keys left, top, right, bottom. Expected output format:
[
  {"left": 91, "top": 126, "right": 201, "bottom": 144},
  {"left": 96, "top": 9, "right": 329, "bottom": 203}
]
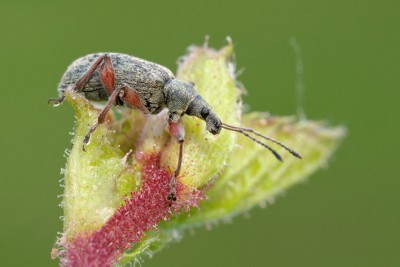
[{"left": 48, "top": 54, "right": 114, "bottom": 106}]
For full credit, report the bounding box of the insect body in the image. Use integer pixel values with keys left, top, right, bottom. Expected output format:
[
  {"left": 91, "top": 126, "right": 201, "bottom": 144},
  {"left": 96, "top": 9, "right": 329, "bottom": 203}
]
[{"left": 49, "top": 53, "right": 301, "bottom": 201}]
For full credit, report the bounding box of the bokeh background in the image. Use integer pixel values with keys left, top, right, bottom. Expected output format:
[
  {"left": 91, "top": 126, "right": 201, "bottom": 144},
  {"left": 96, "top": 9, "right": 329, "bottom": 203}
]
[{"left": 0, "top": 1, "right": 398, "bottom": 266}]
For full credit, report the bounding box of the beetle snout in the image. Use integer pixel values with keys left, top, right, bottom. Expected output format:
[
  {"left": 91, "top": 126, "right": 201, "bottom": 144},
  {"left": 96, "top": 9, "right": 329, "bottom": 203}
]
[
  {"left": 209, "top": 127, "right": 218, "bottom": 134},
  {"left": 206, "top": 115, "right": 222, "bottom": 135},
  {"left": 209, "top": 126, "right": 221, "bottom": 135}
]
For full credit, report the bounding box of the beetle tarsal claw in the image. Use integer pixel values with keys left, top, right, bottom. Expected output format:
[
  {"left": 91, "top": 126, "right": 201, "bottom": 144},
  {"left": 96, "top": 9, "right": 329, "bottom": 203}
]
[
  {"left": 48, "top": 96, "right": 65, "bottom": 107},
  {"left": 82, "top": 134, "right": 91, "bottom": 152},
  {"left": 167, "top": 192, "right": 177, "bottom": 202},
  {"left": 167, "top": 191, "right": 177, "bottom": 201},
  {"left": 167, "top": 178, "right": 177, "bottom": 201}
]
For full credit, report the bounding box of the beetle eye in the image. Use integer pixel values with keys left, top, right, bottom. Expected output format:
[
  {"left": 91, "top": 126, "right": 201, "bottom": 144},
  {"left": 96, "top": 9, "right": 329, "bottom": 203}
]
[{"left": 200, "top": 107, "right": 209, "bottom": 119}]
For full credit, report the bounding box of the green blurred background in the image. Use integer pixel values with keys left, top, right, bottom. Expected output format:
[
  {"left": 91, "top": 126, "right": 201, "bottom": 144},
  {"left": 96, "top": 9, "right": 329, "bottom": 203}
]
[{"left": 0, "top": 0, "right": 398, "bottom": 266}]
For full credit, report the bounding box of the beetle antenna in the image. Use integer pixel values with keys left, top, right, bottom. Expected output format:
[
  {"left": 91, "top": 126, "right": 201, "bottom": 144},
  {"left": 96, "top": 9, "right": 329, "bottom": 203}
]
[
  {"left": 221, "top": 123, "right": 283, "bottom": 161},
  {"left": 221, "top": 123, "right": 302, "bottom": 160}
]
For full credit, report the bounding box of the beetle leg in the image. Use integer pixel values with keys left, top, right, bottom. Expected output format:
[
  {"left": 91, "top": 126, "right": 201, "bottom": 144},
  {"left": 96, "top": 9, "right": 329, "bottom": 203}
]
[
  {"left": 82, "top": 84, "right": 123, "bottom": 151},
  {"left": 48, "top": 54, "right": 114, "bottom": 106},
  {"left": 117, "top": 83, "right": 149, "bottom": 114},
  {"left": 166, "top": 120, "right": 185, "bottom": 201},
  {"left": 98, "top": 55, "right": 115, "bottom": 94},
  {"left": 82, "top": 82, "right": 148, "bottom": 151},
  {"left": 75, "top": 54, "right": 114, "bottom": 93}
]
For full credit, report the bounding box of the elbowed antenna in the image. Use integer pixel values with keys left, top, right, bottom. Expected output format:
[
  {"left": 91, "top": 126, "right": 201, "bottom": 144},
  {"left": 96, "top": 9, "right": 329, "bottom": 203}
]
[{"left": 220, "top": 123, "right": 303, "bottom": 162}]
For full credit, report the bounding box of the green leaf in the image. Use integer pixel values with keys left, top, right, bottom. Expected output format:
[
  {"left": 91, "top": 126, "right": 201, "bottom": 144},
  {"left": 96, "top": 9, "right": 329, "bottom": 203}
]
[
  {"left": 160, "top": 42, "right": 240, "bottom": 189},
  {"left": 184, "top": 114, "right": 346, "bottom": 225},
  {"left": 62, "top": 90, "right": 127, "bottom": 238}
]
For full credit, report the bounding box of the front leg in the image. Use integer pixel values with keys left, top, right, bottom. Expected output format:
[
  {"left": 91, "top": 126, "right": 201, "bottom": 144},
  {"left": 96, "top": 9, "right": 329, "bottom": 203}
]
[{"left": 167, "top": 119, "right": 185, "bottom": 201}]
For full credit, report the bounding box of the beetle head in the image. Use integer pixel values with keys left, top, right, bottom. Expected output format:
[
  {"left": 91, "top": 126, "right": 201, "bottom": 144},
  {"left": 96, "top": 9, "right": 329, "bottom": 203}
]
[
  {"left": 185, "top": 95, "right": 222, "bottom": 135},
  {"left": 202, "top": 107, "right": 222, "bottom": 135}
]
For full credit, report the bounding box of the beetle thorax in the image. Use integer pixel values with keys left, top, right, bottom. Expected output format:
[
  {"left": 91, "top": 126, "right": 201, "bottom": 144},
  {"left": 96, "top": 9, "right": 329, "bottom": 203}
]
[{"left": 163, "top": 79, "right": 198, "bottom": 121}]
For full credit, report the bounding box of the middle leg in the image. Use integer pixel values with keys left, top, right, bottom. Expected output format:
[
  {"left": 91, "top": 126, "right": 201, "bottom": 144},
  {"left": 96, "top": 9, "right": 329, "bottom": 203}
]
[
  {"left": 82, "top": 84, "right": 123, "bottom": 151},
  {"left": 83, "top": 83, "right": 149, "bottom": 151}
]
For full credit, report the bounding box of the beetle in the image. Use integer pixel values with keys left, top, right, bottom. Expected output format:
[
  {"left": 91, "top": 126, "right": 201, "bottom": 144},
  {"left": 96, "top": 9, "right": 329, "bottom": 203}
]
[{"left": 49, "top": 53, "right": 302, "bottom": 201}]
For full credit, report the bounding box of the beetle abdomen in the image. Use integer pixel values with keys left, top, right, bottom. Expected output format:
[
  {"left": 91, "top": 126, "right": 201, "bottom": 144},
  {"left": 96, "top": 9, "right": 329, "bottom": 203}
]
[{"left": 57, "top": 53, "right": 175, "bottom": 106}]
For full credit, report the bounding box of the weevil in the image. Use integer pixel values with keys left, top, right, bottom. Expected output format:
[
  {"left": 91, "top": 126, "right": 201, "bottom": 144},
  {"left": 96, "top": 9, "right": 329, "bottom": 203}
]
[{"left": 49, "top": 53, "right": 302, "bottom": 201}]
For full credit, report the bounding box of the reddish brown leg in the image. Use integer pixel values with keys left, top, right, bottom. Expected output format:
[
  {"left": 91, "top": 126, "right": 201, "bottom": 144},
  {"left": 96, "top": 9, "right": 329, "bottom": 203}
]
[
  {"left": 167, "top": 121, "right": 185, "bottom": 201},
  {"left": 75, "top": 54, "right": 115, "bottom": 93},
  {"left": 48, "top": 54, "right": 114, "bottom": 106},
  {"left": 119, "top": 84, "right": 149, "bottom": 114},
  {"left": 83, "top": 83, "right": 148, "bottom": 151},
  {"left": 82, "top": 84, "right": 122, "bottom": 151},
  {"left": 97, "top": 55, "right": 115, "bottom": 94}
]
